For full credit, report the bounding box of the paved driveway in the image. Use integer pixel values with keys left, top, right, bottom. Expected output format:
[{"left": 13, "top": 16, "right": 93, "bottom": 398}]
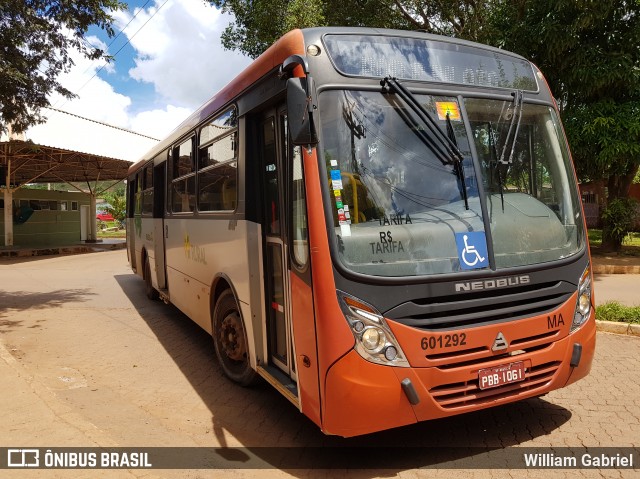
[{"left": 0, "top": 250, "right": 638, "bottom": 478}]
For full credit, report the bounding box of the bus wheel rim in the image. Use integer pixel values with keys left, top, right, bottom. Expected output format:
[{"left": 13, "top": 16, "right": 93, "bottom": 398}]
[{"left": 219, "top": 312, "right": 246, "bottom": 362}]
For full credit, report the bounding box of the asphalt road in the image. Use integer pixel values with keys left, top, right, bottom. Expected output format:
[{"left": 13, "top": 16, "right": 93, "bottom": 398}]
[{"left": 0, "top": 250, "right": 637, "bottom": 478}]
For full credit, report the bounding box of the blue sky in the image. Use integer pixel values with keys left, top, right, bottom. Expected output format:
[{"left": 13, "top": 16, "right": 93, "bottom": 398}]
[
  {"left": 20, "top": 0, "right": 252, "bottom": 161},
  {"left": 84, "top": 0, "right": 189, "bottom": 115},
  {"left": 86, "top": 0, "right": 155, "bottom": 113}
]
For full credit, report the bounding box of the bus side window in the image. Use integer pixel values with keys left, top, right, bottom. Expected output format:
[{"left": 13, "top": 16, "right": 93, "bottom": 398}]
[
  {"left": 134, "top": 174, "right": 142, "bottom": 215},
  {"left": 197, "top": 161, "right": 237, "bottom": 211},
  {"left": 141, "top": 163, "right": 154, "bottom": 215},
  {"left": 128, "top": 174, "right": 138, "bottom": 217},
  {"left": 222, "top": 177, "right": 236, "bottom": 210},
  {"left": 198, "top": 109, "right": 238, "bottom": 213},
  {"left": 170, "top": 137, "right": 196, "bottom": 213}
]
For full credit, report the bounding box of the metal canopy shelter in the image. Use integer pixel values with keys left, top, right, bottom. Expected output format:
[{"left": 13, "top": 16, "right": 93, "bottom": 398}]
[
  {"left": 1, "top": 139, "right": 132, "bottom": 184},
  {"left": 1, "top": 139, "right": 133, "bottom": 246}
]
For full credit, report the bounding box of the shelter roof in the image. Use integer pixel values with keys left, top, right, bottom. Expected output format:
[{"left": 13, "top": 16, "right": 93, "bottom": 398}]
[{"left": 0, "top": 140, "right": 132, "bottom": 186}]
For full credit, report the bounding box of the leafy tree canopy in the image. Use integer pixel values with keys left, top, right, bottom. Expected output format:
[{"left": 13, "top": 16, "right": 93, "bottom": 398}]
[
  {"left": 0, "top": 0, "right": 125, "bottom": 134},
  {"left": 493, "top": 1, "right": 640, "bottom": 106},
  {"left": 102, "top": 191, "right": 126, "bottom": 222},
  {"left": 209, "top": 0, "right": 496, "bottom": 58},
  {"left": 492, "top": 1, "right": 640, "bottom": 199}
]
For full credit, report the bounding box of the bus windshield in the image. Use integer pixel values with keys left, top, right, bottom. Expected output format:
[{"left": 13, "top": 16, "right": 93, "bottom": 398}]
[{"left": 320, "top": 89, "right": 584, "bottom": 277}]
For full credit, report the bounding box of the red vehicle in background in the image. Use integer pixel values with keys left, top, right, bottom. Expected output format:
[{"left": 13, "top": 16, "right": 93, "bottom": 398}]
[{"left": 96, "top": 211, "right": 114, "bottom": 221}]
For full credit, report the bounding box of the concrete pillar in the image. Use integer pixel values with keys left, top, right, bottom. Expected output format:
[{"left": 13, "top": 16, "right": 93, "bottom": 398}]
[
  {"left": 3, "top": 187, "right": 13, "bottom": 247},
  {"left": 4, "top": 127, "right": 21, "bottom": 247},
  {"left": 89, "top": 194, "right": 97, "bottom": 242},
  {"left": 3, "top": 160, "right": 13, "bottom": 246}
]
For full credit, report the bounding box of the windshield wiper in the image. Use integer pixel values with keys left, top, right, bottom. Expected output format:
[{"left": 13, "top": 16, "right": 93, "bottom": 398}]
[
  {"left": 492, "top": 90, "right": 524, "bottom": 212},
  {"left": 381, "top": 76, "right": 469, "bottom": 210},
  {"left": 488, "top": 121, "right": 505, "bottom": 211},
  {"left": 445, "top": 111, "right": 469, "bottom": 210},
  {"left": 499, "top": 90, "right": 524, "bottom": 167}
]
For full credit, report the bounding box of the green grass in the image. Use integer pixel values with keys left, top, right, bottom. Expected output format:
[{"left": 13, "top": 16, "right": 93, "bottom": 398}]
[
  {"left": 96, "top": 220, "right": 125, "bottom": 239},
  {"left": 588, "top": 228, "right": 640, "bottom": 250},
  {"left": 587, "top": 228, "right": 603, "bottom": 247},
  {"left": 97, "top": 230, "right": 126, "bottom": 238},
  {"left": 623, "top": 231, "right": 640, "bottom": 246},
  {"left": 596, "top": 301, "right": 640, "bottom": 324}
]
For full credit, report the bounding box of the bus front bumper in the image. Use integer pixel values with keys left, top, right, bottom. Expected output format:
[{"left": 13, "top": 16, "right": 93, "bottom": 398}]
[{"left": 322, "top": 316, "right": 595, "bottom": 437}]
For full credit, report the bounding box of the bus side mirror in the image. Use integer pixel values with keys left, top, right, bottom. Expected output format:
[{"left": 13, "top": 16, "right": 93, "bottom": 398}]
[{"left": 287, "top": 76, "right": 318, "bottom": 148}]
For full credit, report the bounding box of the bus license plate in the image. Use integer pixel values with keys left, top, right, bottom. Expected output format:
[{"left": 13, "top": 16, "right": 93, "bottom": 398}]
[{"left": 478, "top": 361, "right": 526, "bottom": 390}]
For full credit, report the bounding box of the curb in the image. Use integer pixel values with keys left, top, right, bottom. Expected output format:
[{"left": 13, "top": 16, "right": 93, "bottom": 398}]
[
  {"left": 596, "top": 320, "right": 640, "bottom": 336},
  {"left": 592, "top": 264, "right": 640, "bottom": 274}
]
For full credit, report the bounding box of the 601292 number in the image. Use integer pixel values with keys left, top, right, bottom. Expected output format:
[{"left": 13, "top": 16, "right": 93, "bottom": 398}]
[{"left": 421, "top": 333, "right": 467, "bottom": 350}]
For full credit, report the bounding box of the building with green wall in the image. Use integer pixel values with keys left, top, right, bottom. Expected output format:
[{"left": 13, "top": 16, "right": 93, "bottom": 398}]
[{"left": 0, "top": 189, "right": 91, "bottom": 247}]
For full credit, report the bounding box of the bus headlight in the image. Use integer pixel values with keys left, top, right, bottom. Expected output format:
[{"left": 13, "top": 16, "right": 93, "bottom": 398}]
[
  {"left": 337, "top": 290, "right": 409, "bottom": 367},
  {"left": 362, "top": 327, "right": 385, "bottom": 351},
  {"left": 571, "top": 264, "right": 593, "bottom": 332}
]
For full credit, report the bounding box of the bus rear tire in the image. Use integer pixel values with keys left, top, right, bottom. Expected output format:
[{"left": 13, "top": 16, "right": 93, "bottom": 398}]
[
  {"left": 144, "top": 256, "right": 159, "bottom": 301},
  {"left": 212, "top": 289, "right": 257, "bottom": 386}
]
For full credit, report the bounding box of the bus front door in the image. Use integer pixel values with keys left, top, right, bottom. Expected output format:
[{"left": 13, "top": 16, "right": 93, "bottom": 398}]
[{"left": 259, "top": 106, "right": 295, "bottom": 381}]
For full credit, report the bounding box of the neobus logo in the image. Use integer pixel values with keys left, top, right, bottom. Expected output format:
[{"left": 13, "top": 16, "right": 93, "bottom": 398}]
[{"left": 455, "top": 275, "right": 531, "bottom": 292}]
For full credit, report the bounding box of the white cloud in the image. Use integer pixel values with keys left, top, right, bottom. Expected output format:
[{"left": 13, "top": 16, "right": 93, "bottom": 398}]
[
  {"left": 26, "top": 110, "right": 158, "bottom": 162},
  {"left": 24, "top": 36, "right": 152, "bottom": 161},
  {"left": 44, "top": 35, "right": 132, "bottom": 125},
  {"left": 20, "top": 0, "right": 251, "bottom": 163},
  {"left": 130, "top": 105, "right": 192, "bottom": 139},
  {"left": 116, "top": 0, "right": 251, "bottom": 108}
]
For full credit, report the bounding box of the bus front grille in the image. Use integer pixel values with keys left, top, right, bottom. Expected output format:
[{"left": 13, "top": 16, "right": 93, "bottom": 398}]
[
  {"left": 385, "top": 280, "right": 575, "bottom": 330},
  {"left": 424, "top": 329, "right": 559, "bottom": 368},
  {"left": 428, "top": 361, "right": 561, "bottom": 409}
]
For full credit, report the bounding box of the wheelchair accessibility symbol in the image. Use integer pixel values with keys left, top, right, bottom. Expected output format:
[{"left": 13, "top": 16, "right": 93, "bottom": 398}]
[{"left": 455, "top": 232, "right": 489, "bottom": 270}]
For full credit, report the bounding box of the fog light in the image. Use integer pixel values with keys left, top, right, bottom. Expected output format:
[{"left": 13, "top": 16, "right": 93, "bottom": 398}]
[
  {"left": 352, "top": 320, "right": 365, "bottom": 333},
  {"left": 362, "top": 328, "right": 383, "bottom": 350},
  {"left": 384, "top": 346, "right": 398, "bottom": 361}
]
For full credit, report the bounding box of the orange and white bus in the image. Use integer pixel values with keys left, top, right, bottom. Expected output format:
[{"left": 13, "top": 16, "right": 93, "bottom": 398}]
[{"left": 126, "top": 27, "right": 595, "bottom": 437}]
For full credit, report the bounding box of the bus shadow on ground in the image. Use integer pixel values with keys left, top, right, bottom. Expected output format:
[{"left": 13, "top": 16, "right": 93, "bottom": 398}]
[{"left": 115, "top": 273, "right": 571, "bottom": 475}]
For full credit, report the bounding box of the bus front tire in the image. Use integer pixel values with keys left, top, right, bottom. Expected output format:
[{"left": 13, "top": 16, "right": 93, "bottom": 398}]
[
  {"left": 144, "top": 256, "right": 159, "bottom": 301},
  {"left": 212, "top": 289, "right": 257, "bottom": 386}
]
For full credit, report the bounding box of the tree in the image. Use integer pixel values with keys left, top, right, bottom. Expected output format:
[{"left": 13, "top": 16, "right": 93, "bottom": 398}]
[
  {"left": 209, "top": 0, "right": 496, "bottom": 58},
  {"left": 102, "top": 191, "right": 126, "bottom": 223},
  {"left": 0, "top": 0, "right": 125, "bottom": 134},
  {"left": 491, "top": 0, "right": 640, "bottom": 250}
]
